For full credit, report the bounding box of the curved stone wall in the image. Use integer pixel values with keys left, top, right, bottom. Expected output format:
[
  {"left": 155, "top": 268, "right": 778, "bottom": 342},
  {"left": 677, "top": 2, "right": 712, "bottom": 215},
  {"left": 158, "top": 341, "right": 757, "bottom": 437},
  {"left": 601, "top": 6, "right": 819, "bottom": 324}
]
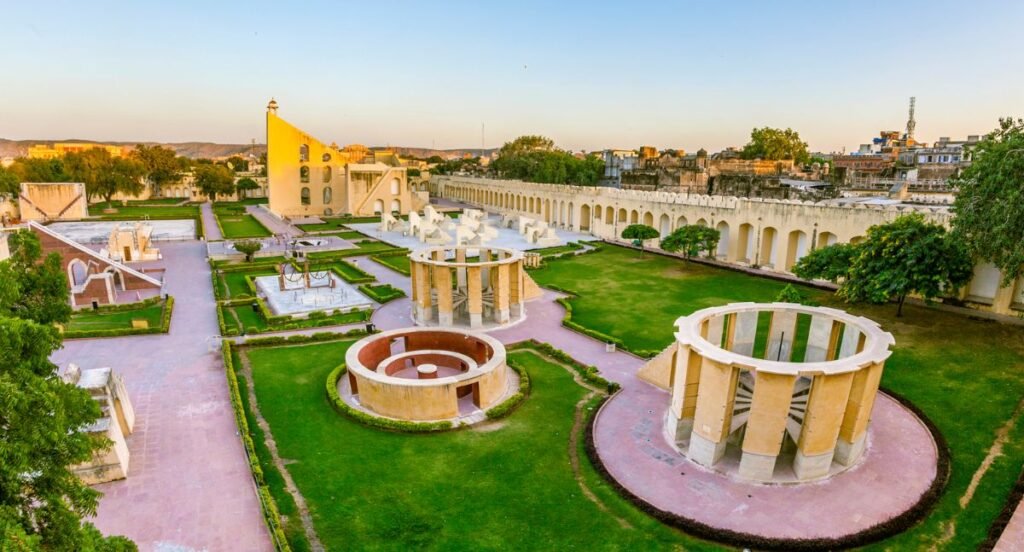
[
  {"left": 344, "top": 327, "right": 509, "bottom": 421},
  {"left": 666, "top": 302, "right": 894, "bottom": 481}
]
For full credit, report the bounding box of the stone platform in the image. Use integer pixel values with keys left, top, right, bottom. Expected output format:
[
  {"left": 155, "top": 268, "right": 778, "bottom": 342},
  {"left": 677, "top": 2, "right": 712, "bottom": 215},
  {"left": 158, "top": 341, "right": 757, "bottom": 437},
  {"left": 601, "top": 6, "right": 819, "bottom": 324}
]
[
  {"left": 255, "top": 273, "right": 373, "bottom": 316},
  {"left": 592, "top": 383, "right": 940, "bottom": 543}
]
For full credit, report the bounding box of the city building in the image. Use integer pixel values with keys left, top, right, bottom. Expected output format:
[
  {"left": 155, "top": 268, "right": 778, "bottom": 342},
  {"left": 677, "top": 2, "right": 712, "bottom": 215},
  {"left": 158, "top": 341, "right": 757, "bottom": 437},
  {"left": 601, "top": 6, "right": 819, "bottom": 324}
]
[{"left": 27, "top": 142, "right": 129, "bottom": 159}]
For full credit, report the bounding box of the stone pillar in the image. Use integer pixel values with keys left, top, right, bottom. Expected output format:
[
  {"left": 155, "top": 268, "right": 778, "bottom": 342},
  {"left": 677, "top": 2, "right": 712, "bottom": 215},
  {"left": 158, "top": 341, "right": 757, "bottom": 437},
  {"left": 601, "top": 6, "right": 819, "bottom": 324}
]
[
  {"left": 687, "top": 358, "right": 739, "bottom": 468},
  {"left": 731, "top": 311, "right": 759, "bottom": 357},
  {"left": 794, "top": 372, "right": 855, "bottom": 480},
  {"left": 480, "top": 248, "right": 491, "bottom": 285},
  {"left": 738, "top": 372, "right": 796, "bottom": 480},
  {"left": 494, "top": 262, "right": 510, "bottom": 324},
  {"left": 509, "top": 260, "right": 523, "bottom": 318},
  {"left": 455, "top": 248, "right": 467, "bottom": 288},
  {"left": 414, "top": 261, "right": 433, "bottom": 324},
  {"left": 803, "top": 315, "right": 834, "bottom": 362},
  {"left": 668, "top": 344, "right": 701, "bottom": 444},
  {"left": 765, "top": 310, "right": 798, "bottom": 361},
  {"left": 467, "top": 266, "right": 483, "bottom": 329},
  {"left": 835, "top": 361, "right": 884, "bottom": 465},
  {"left": 434, "top": 265, "right": 453, "bottom": 326}
]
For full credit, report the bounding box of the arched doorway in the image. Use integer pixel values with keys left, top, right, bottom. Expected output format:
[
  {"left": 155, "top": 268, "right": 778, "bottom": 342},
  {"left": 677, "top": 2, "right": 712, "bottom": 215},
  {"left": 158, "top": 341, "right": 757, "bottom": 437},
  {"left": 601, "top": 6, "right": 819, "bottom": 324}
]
[{"left": 716, "top": 221, "right": 730, "bottom": 259}]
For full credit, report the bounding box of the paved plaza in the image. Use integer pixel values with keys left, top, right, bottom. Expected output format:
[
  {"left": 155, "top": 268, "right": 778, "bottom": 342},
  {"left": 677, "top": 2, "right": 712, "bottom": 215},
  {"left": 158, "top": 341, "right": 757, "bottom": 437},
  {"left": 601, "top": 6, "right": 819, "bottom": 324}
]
[{"left": 49, "top": 220, "right": 196, "bottom": 243}]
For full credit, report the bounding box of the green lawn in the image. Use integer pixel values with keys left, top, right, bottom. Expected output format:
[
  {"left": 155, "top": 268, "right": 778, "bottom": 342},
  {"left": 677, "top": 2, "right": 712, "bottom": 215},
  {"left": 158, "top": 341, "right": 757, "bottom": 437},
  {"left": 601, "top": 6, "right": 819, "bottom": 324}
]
[
  {"left": 244, "top": 342, "right": 718, "bottom": 550},
  {"left": 217, "top": 213, "right": 272, "bottom": 239},
  {"left": 89, "top": 203, "right": 199, "bottom": 219},
  {"left": 530, "top": 243, "right": 1024, "bottom": 550},
  {"left": 370, "top": 254, "right": 410, "bottom": 275},
  {"left": 67, "top": 302, "right": 164, "bottom": 331},
  {"left": 219, "top": 269, "right": 279, "bottom": 299},
  {"left": 298, "top": 216, "right": 380, "bottom": 232},
  {"left": 221, "top": 303, "right": 370, "bottom": 335},
  {"left": 530, "top": 241, "right": 585, "bottom": 257},
  {"left": 305, "top": 260, "right": 372, "bottom": 283},
  {"left": 316, "top": 230, "right": 366, "bottom": 240}
]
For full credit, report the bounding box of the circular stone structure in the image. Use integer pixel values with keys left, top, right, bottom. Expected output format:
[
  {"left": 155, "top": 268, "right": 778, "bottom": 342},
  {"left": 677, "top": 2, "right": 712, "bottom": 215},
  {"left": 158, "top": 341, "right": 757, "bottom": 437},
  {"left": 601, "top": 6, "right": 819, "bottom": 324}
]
[
  {"left": 343, "top": 327, "right": 511, "bottom": 422},
  {"left": 409, "top": 246, "right": 527, "bottom": 330},
  {"left": 668, "top": 302, "right": 895, "bottom": 481}
]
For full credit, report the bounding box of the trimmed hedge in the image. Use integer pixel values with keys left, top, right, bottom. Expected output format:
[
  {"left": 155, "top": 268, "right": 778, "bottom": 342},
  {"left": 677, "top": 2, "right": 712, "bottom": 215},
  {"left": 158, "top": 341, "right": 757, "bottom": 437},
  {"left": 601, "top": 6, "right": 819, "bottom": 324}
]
[
  {"left": 64, "top": 296, "right": 175, "bottom": 339},
  {"left": 582, "top": 387, "right": 951, "bottom": 551},
  {"left": 325, "top": 364, "right": 454, "bottom": 432},
  {"left": 358, "top": 283, "right": 406, "bottom": 304},
  {"left": 222, "top": 340, "right": 291, "bottom": 551},
  {"left": 508, "top": 340, "right": 619, "bottom": 393}
]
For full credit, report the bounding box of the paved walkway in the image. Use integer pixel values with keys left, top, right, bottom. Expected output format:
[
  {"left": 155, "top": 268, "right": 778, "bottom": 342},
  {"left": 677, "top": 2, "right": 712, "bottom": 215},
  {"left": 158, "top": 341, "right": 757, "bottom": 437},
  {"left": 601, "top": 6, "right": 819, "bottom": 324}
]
[
  {"left": 200, "top": 202, "right": 222, "bottom": 241},
  {"left": 53, "top": 242, "right": 272, "bottom": 552},
  {"left": 996, "top": 498, "right": 1024, "bottom": 551}
]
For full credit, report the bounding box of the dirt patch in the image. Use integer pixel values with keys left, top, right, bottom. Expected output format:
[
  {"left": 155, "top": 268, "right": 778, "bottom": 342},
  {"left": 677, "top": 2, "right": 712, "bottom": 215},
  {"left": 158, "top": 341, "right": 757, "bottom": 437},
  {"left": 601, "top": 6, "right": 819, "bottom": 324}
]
[{"left": 472, "top": 420, "right": 507, "bottom": 432}]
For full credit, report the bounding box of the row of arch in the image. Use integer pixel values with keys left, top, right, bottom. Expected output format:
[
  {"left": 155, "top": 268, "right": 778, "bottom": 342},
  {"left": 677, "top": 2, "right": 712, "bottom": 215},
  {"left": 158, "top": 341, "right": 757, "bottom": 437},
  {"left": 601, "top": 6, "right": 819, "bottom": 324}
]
[{"left": 444, "top": 184, "right": 862, "bottom": 272}]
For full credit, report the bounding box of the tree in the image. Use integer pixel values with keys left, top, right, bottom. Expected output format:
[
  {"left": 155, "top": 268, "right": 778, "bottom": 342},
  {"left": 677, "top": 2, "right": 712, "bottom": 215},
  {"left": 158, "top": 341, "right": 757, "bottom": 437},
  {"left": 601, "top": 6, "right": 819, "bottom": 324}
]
[
  {"left": 621, "top": 224, "right": 659, "bottom": 256},
  {"left": 131, "top": 145, "right": 183, "bottom": 197},
  {"left": 839, "top": 214, "right": 973, "bottom": 316},
  {"left": 64, "top": 148, "right": 113, "bottom": 201},
  {"left": 225, "top": 156, "right": 249, "bottom": 173},
  {"left": 192, "top": 163, "right": 236, "bottom": 200},
  {"left": 792, "top": 243, "right": 858, "bottom": 283},
  {"left": 233, "top": 239, "right": 263, "bottom": 262},
  {"left": 0, "top": 230, "right": 72, "bottom": 325},
  {"left": 426, "top": 155, "right": 445, "bottom": 164},
  {"left": 950, "top": 117, "right": 1024, "bottom": 285},
  {"left": 7, "top": 158, "right": 71, "bottom": 183},
  {"left": 95, "top": 157, "right": 145, "bottom": 206},
  {"left": 740, "top": 127, "right": 810, "bottom": 164},
  {"left": 660, "top": 225, "right": 720, "bottom": 260},
  {"left": 0, "top": 165, "right": 18, "bottom": 196},
  {"left": 0, "top": 231, "right": 135, "bottom": 550},
  {"left": 234, "top": 177, "right": 259, "bottom": 198},
  {"left": 491, "top": 135, "right": 604, "bottom": 185}
]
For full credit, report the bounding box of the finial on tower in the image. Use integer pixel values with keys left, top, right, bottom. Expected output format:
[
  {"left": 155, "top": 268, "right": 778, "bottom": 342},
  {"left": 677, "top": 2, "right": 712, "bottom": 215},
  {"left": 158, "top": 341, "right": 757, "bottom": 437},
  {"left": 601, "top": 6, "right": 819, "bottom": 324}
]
[{"left": 267, "top": 98, "right": 279, "bottom": 114}]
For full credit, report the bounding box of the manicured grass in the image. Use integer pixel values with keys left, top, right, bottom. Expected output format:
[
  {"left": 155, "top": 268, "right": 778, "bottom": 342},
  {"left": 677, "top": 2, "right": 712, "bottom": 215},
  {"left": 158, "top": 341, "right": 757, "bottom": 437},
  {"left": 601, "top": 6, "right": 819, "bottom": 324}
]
[
  {"left": 530, "top": 241, "right": 585, "bottom": 257},
  {"left": 67, "top": 302, "right": 164, "bottom": 331},
  {"left": 531, "top": 243, "right": 1024, "bottom": 550},
  {"left": 357, "top": 283, "right": 405, "bottom": 303},
  {"left": 305, "top": 260, "right": 372, "bottom": 283},
  {"left": 316, "top": 230, "right": 366, "bottom": 240},
  {"left": 221, "top": 303, "right": 370, "bottom": 335},
  {"left": 306, "top": 242, "right": 404, "bottom": 260},
  {"left": 218, "top": 214, "right": 272, "bottom": 239},
  {"left": 219, "top": 269, "right": 279, "bottom": 299},
  {"left": 245, "top": 342, "right": 717, "bottom": 550},
  {"left": 298, "top": 216, "right": 380, "bottom": 232},
  {"left": 127, "top": 198, "right": 189, "bottom": 205},
  {"left": 90, "top": 203, "right": 199, "bottom": 219},
  {"left": 370, "top": 253, "right": 410, "bottom": 275}
]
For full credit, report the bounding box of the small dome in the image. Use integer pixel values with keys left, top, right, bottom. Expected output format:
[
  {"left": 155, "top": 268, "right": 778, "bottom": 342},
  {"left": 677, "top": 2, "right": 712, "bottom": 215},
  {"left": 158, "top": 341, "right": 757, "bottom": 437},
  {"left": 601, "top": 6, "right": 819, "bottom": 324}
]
[{"left": 267, "top": 98, "right": 278, "bottom": 112}]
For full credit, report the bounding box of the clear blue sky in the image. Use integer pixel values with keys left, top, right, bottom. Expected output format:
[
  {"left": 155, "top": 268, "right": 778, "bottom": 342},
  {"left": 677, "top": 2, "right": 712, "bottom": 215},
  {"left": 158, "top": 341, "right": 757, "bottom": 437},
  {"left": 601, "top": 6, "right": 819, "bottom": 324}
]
[{"left": 2, "top": 0, "right": 1022, "bottom": 153}]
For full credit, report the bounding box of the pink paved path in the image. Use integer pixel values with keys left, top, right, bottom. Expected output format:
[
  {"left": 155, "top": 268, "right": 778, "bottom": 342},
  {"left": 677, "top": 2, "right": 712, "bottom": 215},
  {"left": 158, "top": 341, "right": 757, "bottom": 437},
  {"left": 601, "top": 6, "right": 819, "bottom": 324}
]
[
  {"left": 200, "top": 202, "right": 222, "bottom": 241},
  {"left": 996, "top": 500, "right": 1024, "bottom": 551},
  {"left": 53, "top": 242, "right": 272, "bottom": 551},
  {"left": 246, "top": 204, "right": 300, "bottom": 237}
]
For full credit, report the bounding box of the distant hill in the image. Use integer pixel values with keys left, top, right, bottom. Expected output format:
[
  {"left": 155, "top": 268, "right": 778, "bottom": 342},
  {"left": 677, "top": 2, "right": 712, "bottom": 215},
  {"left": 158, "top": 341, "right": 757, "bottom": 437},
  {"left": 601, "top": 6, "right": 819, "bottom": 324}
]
[{"left": 0, "top": 138, "right": 496, "bottom": 161}]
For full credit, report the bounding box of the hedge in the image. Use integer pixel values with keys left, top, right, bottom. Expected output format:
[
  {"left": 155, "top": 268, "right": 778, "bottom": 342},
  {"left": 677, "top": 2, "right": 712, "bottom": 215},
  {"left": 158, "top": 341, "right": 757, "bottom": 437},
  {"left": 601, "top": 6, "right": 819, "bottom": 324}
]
[
  {"left": 64, "top": 296, "right": 175, "bottom": 339},
  {"left": 508, "top": 340, "right": 619, "bottom": 393},
  {"left": 325, "top": 364, "right": 454, "bottom": 432},
  {"left": 582, "top": 387, "right": 951, "bottom": 551},
  {"left": 358, "top": 283, "right": 406, "bottom": 304},
  {"left": 221, "top": 340, "right": 291, "bottom": 551}
]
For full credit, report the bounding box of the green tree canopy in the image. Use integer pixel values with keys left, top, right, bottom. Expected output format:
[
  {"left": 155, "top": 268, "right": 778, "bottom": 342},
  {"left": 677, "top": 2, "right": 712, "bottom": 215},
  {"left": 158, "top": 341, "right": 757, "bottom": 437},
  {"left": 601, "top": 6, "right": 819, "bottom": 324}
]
[
  {"left": 491, "top": 135, "right": 603, "bottom": 185},
  {"left": 6, "top": 158, "right": 71, "bottom": 183},
  {"left": 234, "top": 177, "right": 259, "bottom": 193},
  {"left": 224, "top": 155, "right": 249, "bottom": 173},
  {"left": 660, "top": 225, "right": 721, "bottom": 259},
  {"left": 621, "top": 224, "right": 659, "bottom": 256},
  {"left": 950, "top": 117, "right": 1024, "bottom": 284},
  {"left": 740, "top": 127, "right": 810, "bottom": 164},
  {"left": 193, "top": 163, "right": 236, "bottom": 200},
  {"left": 0, "top": 165, "right": 19, "bottom": 196},
  {"left": 0, "top": 230, "right": 72, "bottom": 325},
  {"left": 792, "top": 242, "right": 858, "bottom": 283},
  {"left": 233, "top": 239, "right": 263, "bottom": 262},
  {"left": 0, "top": 230, "right": 135, "bottom": 549},
  {"left": 839, "top": 214, "right": 972, "bottom": 316},
  {"left": 131, "top": 144, "right": 183, "bottom": 197}
]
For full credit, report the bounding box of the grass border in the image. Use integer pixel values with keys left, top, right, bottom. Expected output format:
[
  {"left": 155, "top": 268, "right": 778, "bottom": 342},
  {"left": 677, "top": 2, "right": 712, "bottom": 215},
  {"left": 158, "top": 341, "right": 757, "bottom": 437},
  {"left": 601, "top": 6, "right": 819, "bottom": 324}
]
[{"left": 582, "top": 386, "right": 951, "bottom": 551}]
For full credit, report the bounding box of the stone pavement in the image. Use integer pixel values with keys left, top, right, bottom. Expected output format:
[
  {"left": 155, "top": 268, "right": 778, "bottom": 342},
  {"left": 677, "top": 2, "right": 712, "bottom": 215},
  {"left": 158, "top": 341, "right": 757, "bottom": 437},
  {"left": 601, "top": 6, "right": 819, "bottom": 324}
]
[
  {"left": 996, "top": 500, "right": 1024, "bottom": 551},
  {"left": 53, "top": 242, "right": 272, "bottom": 551},
  {"left": 200, "top": 202, "right": 222, "bottom": 241}
]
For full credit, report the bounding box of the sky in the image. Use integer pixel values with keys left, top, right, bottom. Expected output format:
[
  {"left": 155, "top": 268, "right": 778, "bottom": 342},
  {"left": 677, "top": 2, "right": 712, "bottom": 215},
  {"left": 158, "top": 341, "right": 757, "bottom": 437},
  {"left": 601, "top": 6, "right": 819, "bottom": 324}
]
[{"left": 2, "top": 0, "right": 1022, "bottom": 153}]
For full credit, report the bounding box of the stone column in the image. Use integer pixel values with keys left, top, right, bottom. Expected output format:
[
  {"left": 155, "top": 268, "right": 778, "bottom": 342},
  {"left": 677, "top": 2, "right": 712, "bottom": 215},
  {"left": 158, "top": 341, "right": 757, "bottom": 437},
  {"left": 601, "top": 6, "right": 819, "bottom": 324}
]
[
  {"left": 738, "top": 371, "right": 797, "bottom": 480},
  {"left": 414, "top": 261, "right": 433, "bottom": 324},
  {"left": 730, "top": 311, "right": 759, "bottom": 356},
  {"left": 509, "top": 260, "right": 523, "bottom": 318},
  {"left": 494, "top": 262, "right": 511, "bottom": 324},
  {"left": 480, "top": 249, "right": 491, "bottom": 285},
  {"left": 467, "top": 266, "right": 483, "bottom": 329},
  {"left": 434, "top": 265, "right": 453, "bottom": 327},
  {"left": 765, "top": 310, "right": 798, "bottom": 361},
  {"left": 687, "top": 358, "right": 739, "bottom": 468},
  {"left": 668, "top": 344, "right": 702, "bottom": 444},
  {"left": 803, "top": 315, "right": 835, "bottom": 362},
  {"left": 794, "top": 372, "right": 855, "bottom": 480},
  {"left": 455, "top": 248, "right": 467, "bottom": 288},
  {"left": 835, "top": 361, "right": 884, "bottom": 465}
]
